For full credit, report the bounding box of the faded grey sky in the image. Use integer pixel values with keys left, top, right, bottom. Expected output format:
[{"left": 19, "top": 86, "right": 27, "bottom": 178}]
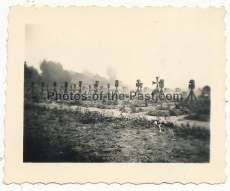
[{"left": 25, "top": 7, "right": 224, "bottom": 89}]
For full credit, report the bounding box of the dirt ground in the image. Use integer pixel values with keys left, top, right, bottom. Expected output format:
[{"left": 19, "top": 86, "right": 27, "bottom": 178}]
[{"left": 23, "top": 102, "right": 210, "bottom": 163}]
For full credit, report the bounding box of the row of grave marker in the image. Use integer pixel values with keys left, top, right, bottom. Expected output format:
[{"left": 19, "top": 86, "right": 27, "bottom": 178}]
[
  {"left": 28, "top": 80, "right": 148, "bottom": 95},
  {"left": 28, "top": 80, "right": 123, "bottom": 94},
  {"left": 27, "top": 78, "right": 197, "bottom": 103},
  {"left": 28, "top": 78, "right": 196, "bottom": 93}
]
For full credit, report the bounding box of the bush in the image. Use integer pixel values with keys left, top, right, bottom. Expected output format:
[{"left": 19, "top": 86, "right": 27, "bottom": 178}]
[
  {"left": 169, "top": 108, "right": 184, "bottom": 116},
  {"left": 130, "top": 104, "right": 136, "bottom": 113},
  {"left": 96, "top": 103, "right": 106, "bottom": 109},
  {"left": 184, "top": 114, "right": 210, "bottom": 122},
  {"left": 146, "top": 109, "right": 168, "bottom": 116},
  {"left": 119, "top": 104, "right": 127, "bottom": 113},
  {"left": 155, "top": 106, "right": 170, "bottom": 110},
  {"left": 144, "top": 100, "right": 148, "bottom": 107},
  {"left": 174, "top": 123, "right": 210, "bottom": 141},
  {"left": 113, "top": 100, "right": 118, "bottom": 105}
]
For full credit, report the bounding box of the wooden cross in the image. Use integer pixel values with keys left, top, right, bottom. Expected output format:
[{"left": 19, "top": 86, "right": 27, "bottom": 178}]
[{"left": 136, "top": 79, "right": 141, "bottom": 93}]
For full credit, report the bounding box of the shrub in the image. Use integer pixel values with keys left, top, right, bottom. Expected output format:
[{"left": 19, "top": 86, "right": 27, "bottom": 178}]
[
  {"left": 130, "top": 104, "right": 136, "bottom": 113},
  {"left": 155, "top": 106, "right": 170, "bottom": 110},
  {"left": 146, "top": 109, "right": 168, "bottom": 116},
  {"left": 144, "top": 100, "right": 148, "bottom": 107},
  {"left": 173, "top": 124, "right": 210, "bottom": 141},
  {"left": 113, "top": 100, "right": 118, "bottom": 105},
  {"left": 169, "top": 108, "right": 183, "bottom": 116},
  {"left": 184, "top": 114, "right": 210, "bottom": 122},
  {"left": 119, "top": 104, "right": 126, "bottom": 113}
]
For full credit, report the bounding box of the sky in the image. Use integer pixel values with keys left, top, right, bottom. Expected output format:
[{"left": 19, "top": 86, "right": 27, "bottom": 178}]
[{"left": 25, "top": 7, "right": 224, "bottom": 90}]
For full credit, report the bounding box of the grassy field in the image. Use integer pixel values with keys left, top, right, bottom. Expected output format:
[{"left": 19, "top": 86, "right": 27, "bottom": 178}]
[{"left": 23, "top": 102, "right": 210, "bottom": 163}]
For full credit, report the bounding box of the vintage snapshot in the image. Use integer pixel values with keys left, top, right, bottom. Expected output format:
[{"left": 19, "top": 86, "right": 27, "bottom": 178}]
[{"left": 5, "top": 6, "right": 226, "bottom": 183}]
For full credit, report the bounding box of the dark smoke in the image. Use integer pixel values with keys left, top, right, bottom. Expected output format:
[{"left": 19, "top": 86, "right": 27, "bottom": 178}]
[
  {"left": 24, "top": 60, "right": 127, "bottom": 90},
  {"left": 40, "top": 60, "right": 72, "bottom": 85},
  {"left": 24, "top": 62, "right": 41, "bottom": 83}
]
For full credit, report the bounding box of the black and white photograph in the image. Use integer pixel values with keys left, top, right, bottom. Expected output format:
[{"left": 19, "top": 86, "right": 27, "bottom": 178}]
[
  {"left": 23, "top": 8, "right": 215, "bottom": 163},
  {"left": 3, "top": 4, "right": 227, "bottom": 185}
]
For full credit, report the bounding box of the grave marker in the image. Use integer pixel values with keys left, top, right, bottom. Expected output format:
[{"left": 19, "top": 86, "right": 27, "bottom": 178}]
[{"left": 64, "top": 81, "right": 68, "bottom": 93}]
